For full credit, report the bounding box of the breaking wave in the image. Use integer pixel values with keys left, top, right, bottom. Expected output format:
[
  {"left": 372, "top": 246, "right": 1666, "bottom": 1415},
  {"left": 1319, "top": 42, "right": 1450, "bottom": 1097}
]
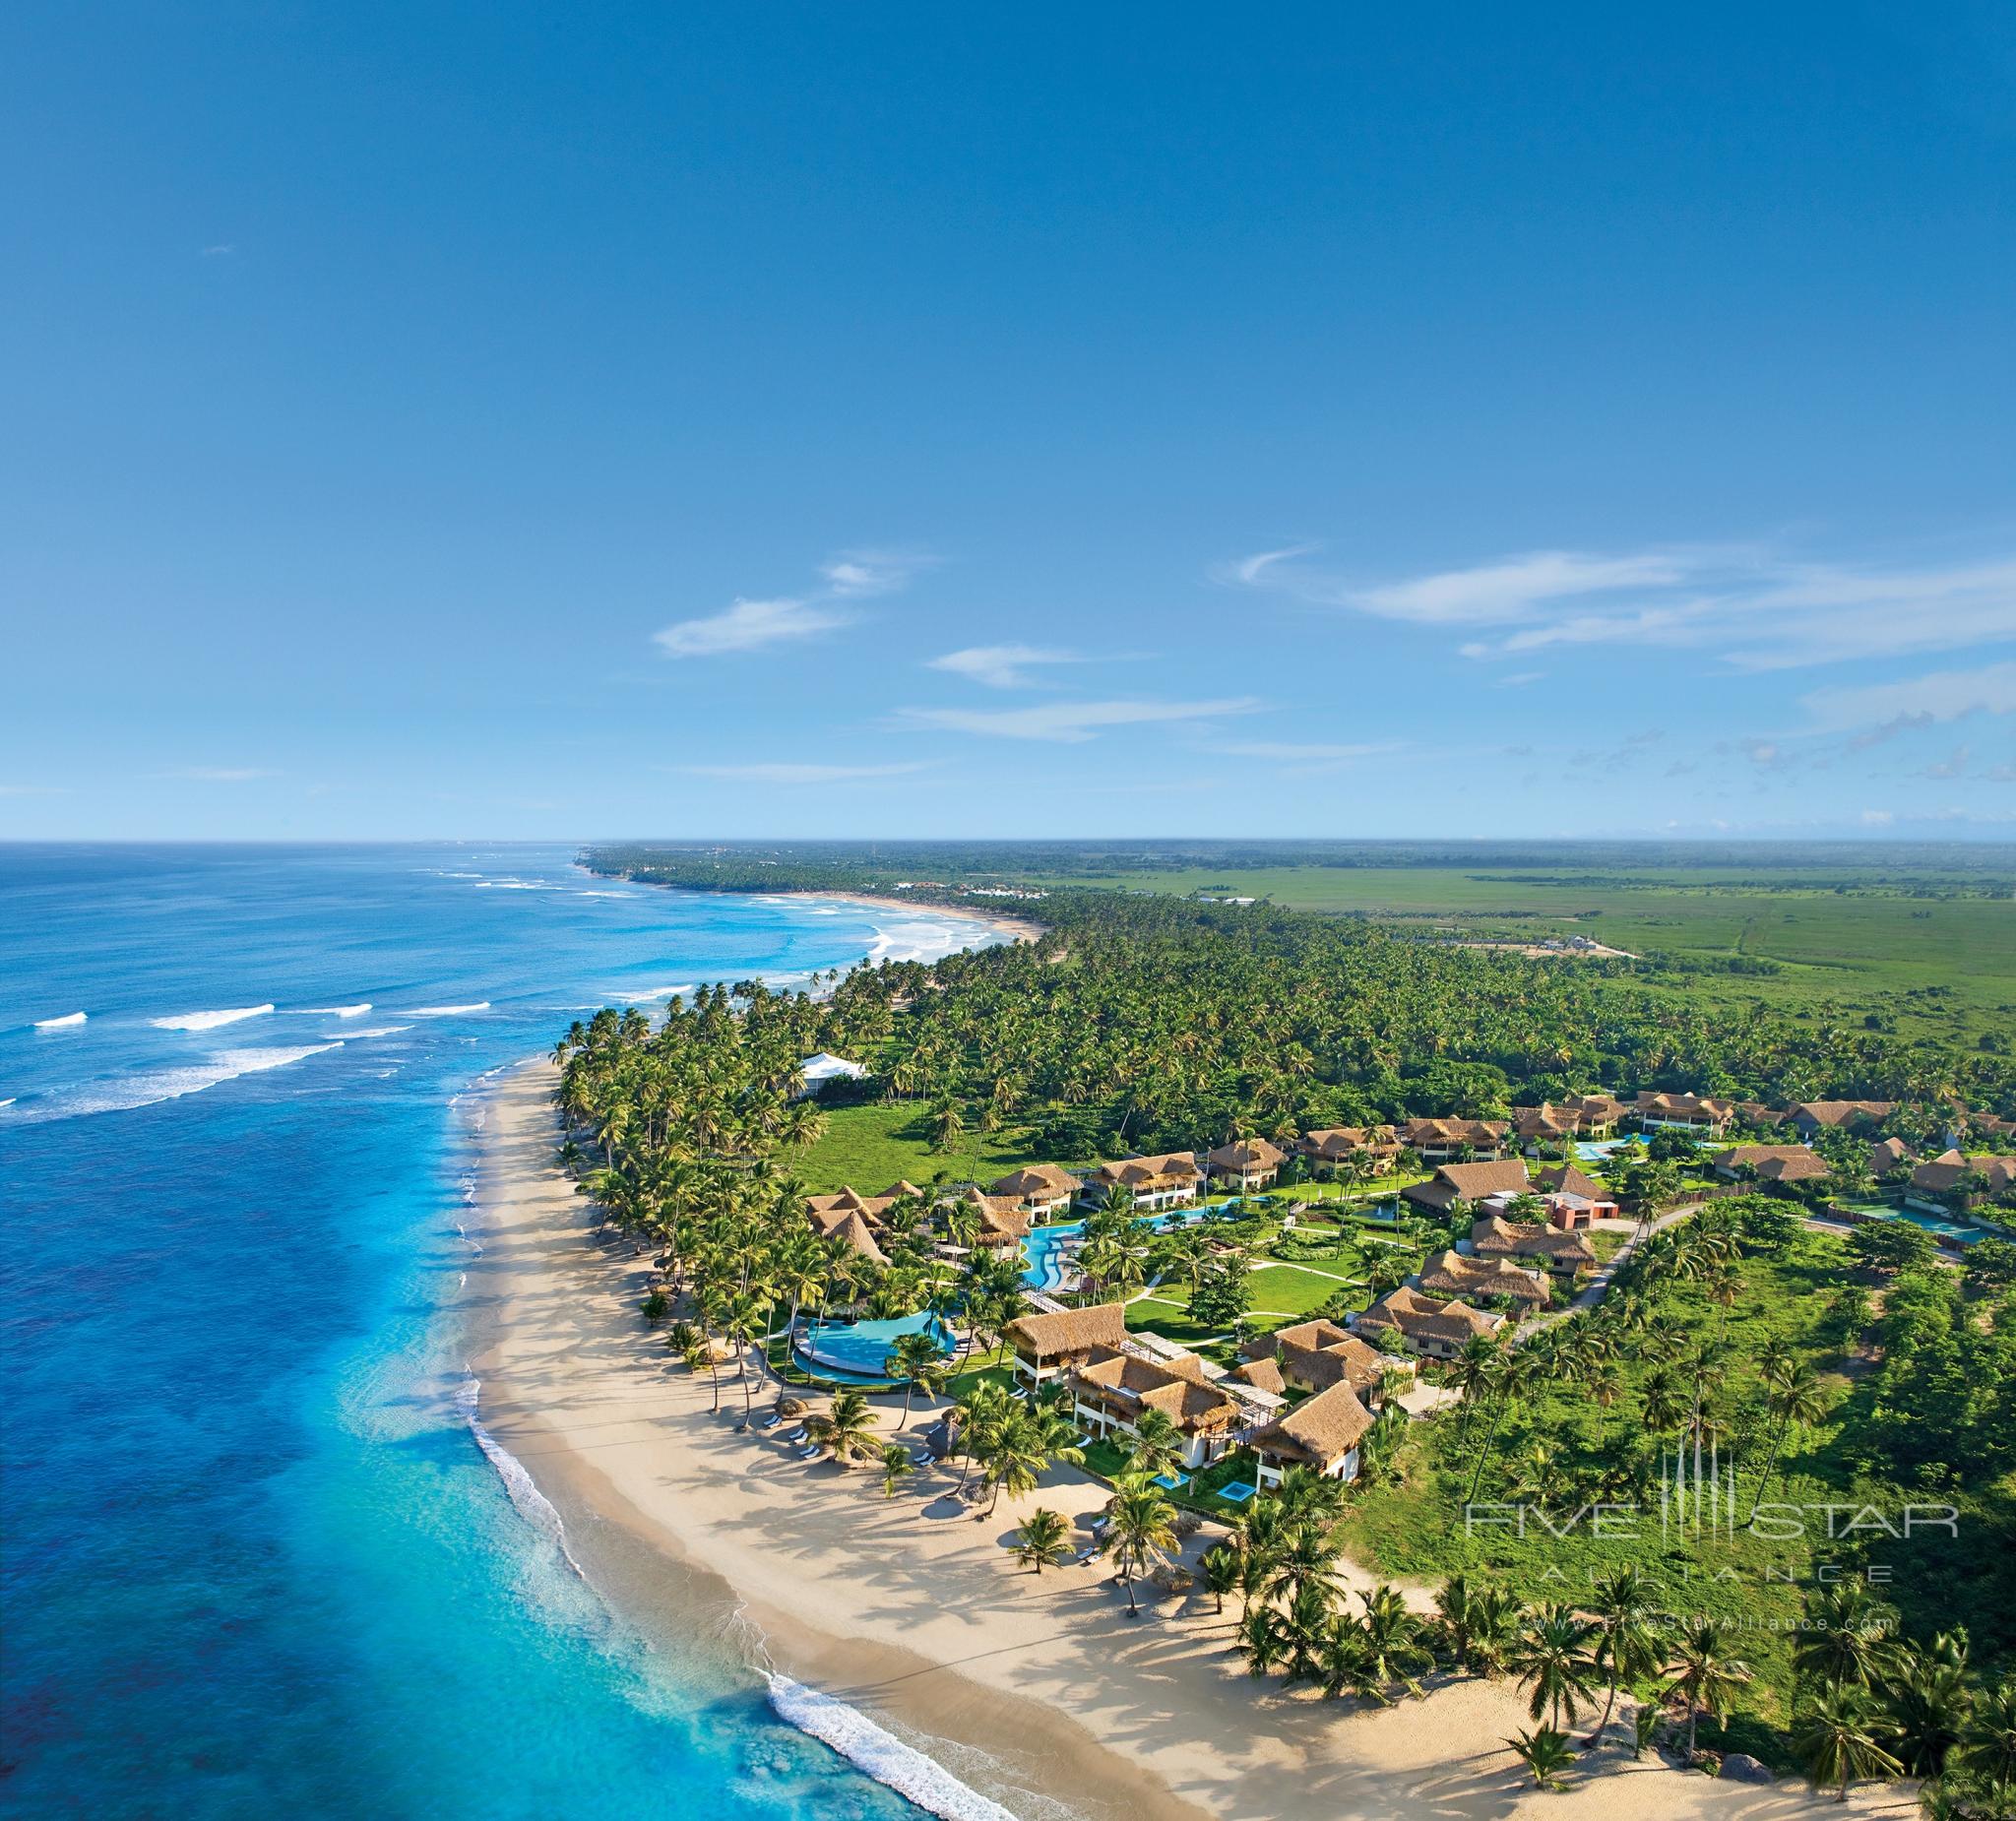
[
  {"left": 301, "top": 1003, "right": 372, "bottom": 1018},
  {"left": 33, "top": 1011, "right": 88, "bottom": 1029},
  {"left": 151, "top": 1004, "right": 276, "bottom": 1032},
  {"left": 456, "top": 1377, "right": 580, "bottom": 1572},
  {"left": 406, "top": 1003, "right": 490, "bottom": 1017},
  {"left": 4, "top": 1043, "right": 342, "bottom": 1123},
  {"left": 764, "top": 1675, "right": 1021, "bottom": 1821}
]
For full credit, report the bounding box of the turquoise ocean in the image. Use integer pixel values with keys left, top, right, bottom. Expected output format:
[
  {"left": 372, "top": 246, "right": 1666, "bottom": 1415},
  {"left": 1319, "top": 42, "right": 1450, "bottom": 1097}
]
[{"left": 0, "top": 844, "right": 999, "bottom": 1820}]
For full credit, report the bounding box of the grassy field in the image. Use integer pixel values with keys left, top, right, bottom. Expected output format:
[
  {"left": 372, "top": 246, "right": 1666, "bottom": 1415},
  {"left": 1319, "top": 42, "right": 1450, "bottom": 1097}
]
[
  {"left": 1033, "top": 863, "right": 2016, "bottom": 1041},
  {"left": 794, "top": 1101, "right": 1056, "bottom": 1191}
]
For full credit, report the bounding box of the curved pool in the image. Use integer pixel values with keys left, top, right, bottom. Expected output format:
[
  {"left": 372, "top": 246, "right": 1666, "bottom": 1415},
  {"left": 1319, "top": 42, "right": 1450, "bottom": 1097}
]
[{"left": 793, "top": 1310, "right": 954, "bottom": 1382}]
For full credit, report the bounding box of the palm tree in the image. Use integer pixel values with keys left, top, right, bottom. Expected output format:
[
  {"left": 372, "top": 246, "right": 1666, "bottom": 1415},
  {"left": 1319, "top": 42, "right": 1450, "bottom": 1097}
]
[
  {"left": 1747, "top": 1358, "right": 1828, "bottom": 1519},
  {"left": 1357, "top": 1584, "right": 1430, "bottom": 1700},
  {"left": 1886, "top": 1638, "right": 1973, "bottom": 1781},
  {"left": 885, "top": 1329, "right": 950, "bottom": 1430},
  {"left": 1201, "top": 1544, "right": 1241, "bottom": 1615},
  {"left": 1106, "top": 1478, "right": 1178, "bottom": 1617},
  {"left": 980, "top": 1407, "right": 1082, "bottom": 1516},
  {"left": 1793, "top": 1584, "right": 1894, "bottom": 1692},
  {"left": 1585, "top": 1566, "right": 1660, "bottom": 1747},
  {"left": 1664, "top": 1620, "right": 1751, "bottom": 1760},
  {"left": 1010, "top": 1507, "right": 1073, "bottom": 1574},
  {"left": 1505, "top": 1726, "right": 1579, "bottom": 1791},
  {"left": 879, "top": 1443, "right": 915, "bottom": 1499},
  {"left": 1510, "top": 1603, "right": 1602, "bottom": 1732},
  {"left": 1794, "top": 1689, "right": 1902, "bottom": 1802},
  {"left": 1120, "top": 1408, "right": 1184, "bottom": 1482},
  {"left": 949, "top": 1381, "right": 1010, "bottom": 1493},
  {"left": 1961, "top": 1680, "right": 2016, "bottom": 1791},
  {"left": 805, "top": 1388, "right": 878, "bottom": 1466}
]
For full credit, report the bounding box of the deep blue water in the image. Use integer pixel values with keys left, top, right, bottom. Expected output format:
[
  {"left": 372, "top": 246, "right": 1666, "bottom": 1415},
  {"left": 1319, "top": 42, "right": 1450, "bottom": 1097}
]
[{"left": 0, "top": 845, "right": 977, "bottom": 1820}]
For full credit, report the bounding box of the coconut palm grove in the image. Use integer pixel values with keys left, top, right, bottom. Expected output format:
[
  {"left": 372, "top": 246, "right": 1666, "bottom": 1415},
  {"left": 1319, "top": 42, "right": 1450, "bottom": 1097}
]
[{"left": 553, "top": 841, "right": 2016, "bottom": 1813}]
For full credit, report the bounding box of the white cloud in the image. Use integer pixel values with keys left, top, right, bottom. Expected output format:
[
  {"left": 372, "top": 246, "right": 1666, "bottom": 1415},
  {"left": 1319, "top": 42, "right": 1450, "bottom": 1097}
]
[
  {"left": 926, "top": 645, "right": 1082, "bottom": 689},
  {"left": 1799, "top": 659, "right": 2016, "bottom": 734},
  {"left": 818, "top": 549, "right": 930, "bottom": 597},
  {"left": 654, "top": 597, "right": 847, "bottom": 659},
  {"left": 1859, "top": 808, "right": 1896, "bottom": 827},
  {"left": 1493, "top": 670, "right": 1546, "bottom": 688},
  {"left": 896, "top": 696, "right": 1264, "bottom": 743},
  {"left": 1225, "top": 540, "right": 2016, "bottom": 671},
  {"left": 201, "top": 243, "right": 235, "bottom": 257},
  {"left": 678, "top": 762, "right": 929, "bottom": 785}
]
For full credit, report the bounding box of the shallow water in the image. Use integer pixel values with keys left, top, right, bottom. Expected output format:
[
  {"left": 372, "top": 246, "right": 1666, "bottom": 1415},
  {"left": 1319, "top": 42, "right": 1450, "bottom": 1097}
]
[{"left": 0, "top": 843, "right": 990, "bottom": 1819}]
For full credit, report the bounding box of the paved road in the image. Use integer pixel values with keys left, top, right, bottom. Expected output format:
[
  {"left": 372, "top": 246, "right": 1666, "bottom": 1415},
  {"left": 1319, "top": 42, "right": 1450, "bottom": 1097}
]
[{"left": 1509, "top": 1205, "right": 1699, "bottom": 1345}]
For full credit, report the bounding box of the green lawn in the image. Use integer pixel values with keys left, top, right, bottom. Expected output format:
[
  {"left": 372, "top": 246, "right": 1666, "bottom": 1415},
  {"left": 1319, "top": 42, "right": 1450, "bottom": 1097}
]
[
  {"left": 1244, "top": 1261, "right": 1360, "bottom": 1317},
  {"left": 796, "top": 1100, "right": 1057, "bottom": 1191}
]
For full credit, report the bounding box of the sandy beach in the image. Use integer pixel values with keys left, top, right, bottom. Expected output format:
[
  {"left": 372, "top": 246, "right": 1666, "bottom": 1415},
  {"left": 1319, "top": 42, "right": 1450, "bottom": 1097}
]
[
  {"left": 799, "top": 890, "right": 1047, "bottom": 953},
  {"left": 470, "top": 1060, "right": 1913, "bottom": 1821}
]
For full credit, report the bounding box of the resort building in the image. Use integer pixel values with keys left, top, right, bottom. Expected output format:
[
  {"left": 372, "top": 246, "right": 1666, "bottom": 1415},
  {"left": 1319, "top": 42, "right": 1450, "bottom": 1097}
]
[
  {"left": 1868, "top": 1136, "right": 1915, "bottom": 1176},
  {"left": 949, "top": 1184, "right": 1034, "bottom": 1249},
  {"left": 1790, "top": 1099, "right": 1899, "bottom": 1139},
  {"left": 1079, "top": 1152, "right": 1203, "bottom": 1212},
  {"left": 1908, "top": 1151, "right": 2016, "bottom": 1208},
  {"left": 1418, "top": 1249, "right": 1552, "bottom": 1309},
  {"left": 1512, "top": 1096, "right": 1626, "bottom": 1143},
  {"left": 1402, "top": 1158, "right": 1531, "bottom": 1217},
  {"left": 1354, "top": 1285, "right": 1505, "bottom": 1358},
  {"left": 1205, "top": 1136, "right": 1288, "bottom": 1191},
  {"left": 1293, "top": 1125, "right": 1400, "bottom": 1173},
  {"left": 1468, "top": 1214, "right": 1597, "bottom": 1275},
  {"left": 1239, "top": 1317, "right": 1415, "bottom": 1404},
  {"left": 1632, "top": 1092, "right": 1735, "bottom": 1135},
  {"left": 1002, "top": 1301, "right": 1129, "bottom": 1387},
  {"left": 1715, "top": 1144, "right": 1829, "bottom": 1187},
  {"left": 1399, "top": 1116, "right": 1510, "bottom": 1161},
  {"left": 1065, "top": 1348, "right": 1244, "bottom": 1470},
  {"left": 1250, "top": 1380, "right": 1377, "bottom": 1489},
  {"left": 807, "top": 1206, "right": 889, "bottom": 1266},
  {"left": 1528, "top": 1162, "right": 1619, "bottom": 1223},
  {"left": 988, "top": 1163, "right": 1082, "bottom": 1221},
  {"left": 796, "top": 1052, "right": 868, "bottom": 1098}
]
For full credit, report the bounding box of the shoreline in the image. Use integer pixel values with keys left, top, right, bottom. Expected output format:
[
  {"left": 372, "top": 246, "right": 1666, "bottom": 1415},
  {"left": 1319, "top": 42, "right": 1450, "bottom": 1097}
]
[
  {"left": 798, "top": 890, "right": 1045, "bottom": 952},
  {"left": 467, "top": 1060, "right": 1912, "bottom": 1821}
]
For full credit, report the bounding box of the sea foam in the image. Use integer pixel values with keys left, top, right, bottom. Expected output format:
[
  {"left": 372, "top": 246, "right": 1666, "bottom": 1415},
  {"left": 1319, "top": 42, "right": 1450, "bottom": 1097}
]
[
  {"left": 456, "top": 1377, "right": 580, "bottom": 1572},
  {"left": 33, "top": 1011, "right": 88, "bottom": 1028},
  {"left": 151, "top": 1004, "right": 276, "bottom": 1032},
  {"left": 765, "top": 1675, "right": 1022, "bottom": 1821},
  {"left": 301, "top": 1003, "right": 372, "bottom": 1018},
  {"left": 6, "top": 1043, "right": 341, "bottom": 1123},
  {"left": 406, "top": 1003, "right": 491, "bottom": 1017}
]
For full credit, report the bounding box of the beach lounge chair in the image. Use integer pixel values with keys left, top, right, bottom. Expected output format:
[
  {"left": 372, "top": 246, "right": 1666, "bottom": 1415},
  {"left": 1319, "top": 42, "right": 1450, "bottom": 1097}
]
[
  {"left": 797, "top": 1445, "right": 823, "bottom": 1461},
  {"left": 1072, "top": 1545, "right": 1102, "bottom": 1567},
  {"left": 785, "top": 1426, "right": 807, "bottom": 1444},
  {"left": 757, "top": 1412, "right": 782, "bottom": 1430}
]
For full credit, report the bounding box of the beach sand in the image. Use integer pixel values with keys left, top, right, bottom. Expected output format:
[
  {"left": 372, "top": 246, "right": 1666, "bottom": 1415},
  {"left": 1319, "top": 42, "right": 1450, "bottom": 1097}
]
[
  {"left": 471, "top": 1060, "right": 1914, "bottom": 1821},
  {"left": 805, "top": 890, "right": 1046, "bottom": 953}
]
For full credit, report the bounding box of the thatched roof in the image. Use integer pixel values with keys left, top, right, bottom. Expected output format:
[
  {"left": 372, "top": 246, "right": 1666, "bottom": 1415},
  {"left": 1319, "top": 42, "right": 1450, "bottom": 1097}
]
[
  {"left": 1532, "top": 1162, "right": 1610, "bottom": 1202},
  {"left": 1003, "top": 1301, "right": 1128, "bottom": 1359},
  {"left": 1254, "top": 1381, "right": 1375, "bottom": 1467},
  {"left": 989, "top": 1162, "right": 1080, "bottom": 1199},
  {"left": 823, "top": 1210, "right": 888, "bottom": 1266},
  {"left": 1359, "top": 1285, "right": 1504, "bottom": 1344},
  {"left": 1400, "top": 1116, "right": 1509, "bottom": 1148},
  {"left": 1911, "top": 1151, "right": 2016, "bottom": 1195},
  {"left": 1404, "top": 1159, "right": 1530, "bottom": 1212},
  {"left": 1232, "top": 1356, "right": 1287, "bottom": 1395},
  {"left": 1088, "top": 1152, "right": 1202, "bottom": 1191},
  {"left": 1419, "top": 1249, "right": 1550, "bottom": 1305},
  {"left": 1296, "top": 1125, "right": 1398, "bottom": 1161},
  {"left": 1207, "top": 1136, "right": 1288, "bottom": 1172},
  {"left": 1071, "top": 1349, "right": 1240, "bottom": 1432},
  {"left": 1470, "top": 1215, "right": 1597, "bottom": 1268},
  {"left": 1792, "top": 1099, "right": 1897, "bottom": 1130},
  {"left": 1720, "top": 1144, "right": 1829, "bottom": 1183}
]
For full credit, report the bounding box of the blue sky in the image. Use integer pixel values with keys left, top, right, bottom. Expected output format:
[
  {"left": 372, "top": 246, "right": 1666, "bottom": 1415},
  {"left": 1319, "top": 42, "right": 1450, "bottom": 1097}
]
[{"left": 3, "top": 3, "right": 2013, "bottom": 842}]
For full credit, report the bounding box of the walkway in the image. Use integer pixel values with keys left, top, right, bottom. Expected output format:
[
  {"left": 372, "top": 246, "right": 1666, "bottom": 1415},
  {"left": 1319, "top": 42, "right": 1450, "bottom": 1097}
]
[{"left": 1510, "top": 1205, "right": 1698, "bottom": 1345}]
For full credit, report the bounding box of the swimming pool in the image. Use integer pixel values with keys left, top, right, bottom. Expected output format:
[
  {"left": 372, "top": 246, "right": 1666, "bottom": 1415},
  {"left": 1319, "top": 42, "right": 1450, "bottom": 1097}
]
[
  {"left": 1865, "top": 1206, "right": 1984, "bottom": 1246},
  {"left": 793, "top": 1310, "right": 955, "bottom": 1381},
  {"left": 1019, "top": 1202, "right": 1243, "bottom": 1290}
]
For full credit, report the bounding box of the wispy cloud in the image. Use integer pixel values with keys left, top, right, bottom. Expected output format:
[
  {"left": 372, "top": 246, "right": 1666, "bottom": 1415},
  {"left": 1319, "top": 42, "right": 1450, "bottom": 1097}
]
[
  {"left": 1493, "top": 670, "right": 1546, "bottom": 688},
  {"left": 677, "top": 761, "right": 929, "bottom": 785},
  {"left": 655, "top": 548, "right": 930, "bottom": 659},
  {"left": 896, "top": 696, "right": 1264, "bottom": 743},
  {"left": 0, "top": 782, "right": 66, "bottom": 796},
  {"left": 1799, "top": 659, "right": 2016, "bottom": 735},
  {"left": 1223, "top": 541, "right": 2016, "bottom": 671},
  {"left": 654, "top": 597, "right": 847, "bottom": 659},
  {"left": 165, "top": 766, "right": 277, "bottom": 783},
  {"left": 926, "top": 645, "right": 1083, "bottom": 689},
  {"left": 818, "top": 549, "right": 931, "bottom": 597},
  {"left": 201, "top": 243, "right": 235, "bottom": 257}
]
